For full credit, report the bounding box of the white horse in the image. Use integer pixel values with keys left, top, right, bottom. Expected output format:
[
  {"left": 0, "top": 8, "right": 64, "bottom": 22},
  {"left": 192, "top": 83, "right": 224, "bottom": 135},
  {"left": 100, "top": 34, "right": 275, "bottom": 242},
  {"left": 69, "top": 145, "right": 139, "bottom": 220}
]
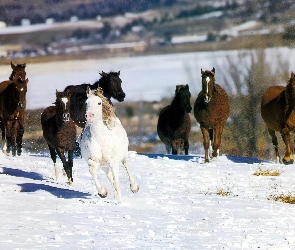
[{"left": 80, "top": 88, "right": 139, "bottom": 203}]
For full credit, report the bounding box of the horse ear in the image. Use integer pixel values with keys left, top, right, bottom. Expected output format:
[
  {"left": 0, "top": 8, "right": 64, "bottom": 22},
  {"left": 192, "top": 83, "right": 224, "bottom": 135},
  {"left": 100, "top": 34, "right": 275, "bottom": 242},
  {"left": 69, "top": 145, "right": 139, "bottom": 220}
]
[
  {"left": 212, "top": 67, "right": 215, "bottom": 73},
  {"left": 291, "top": 71, "right": 295, "bottom": 78},
  {"left": 117, "top": 70, "right": 120, "bottom": 76},
  {"left": 11, "top": 61, "right": 16, "bottom": 70},
  {"left": 66, "top": 89, "right": 71, "bottom": 97},
  {"left": 201, "top": 68, "right": 204, "bottom": 75},
  {"left": 24, "top": 78, "right": 29, "bottom": 84},
  {"left": 186, "top": 84, "right": 189, "bottom": 89},
  {"left": 100, "top": 71, "right": 108, "bottom": 77},
  {"left": 23, "top": 63, "right": 26, "bottom": 68}
]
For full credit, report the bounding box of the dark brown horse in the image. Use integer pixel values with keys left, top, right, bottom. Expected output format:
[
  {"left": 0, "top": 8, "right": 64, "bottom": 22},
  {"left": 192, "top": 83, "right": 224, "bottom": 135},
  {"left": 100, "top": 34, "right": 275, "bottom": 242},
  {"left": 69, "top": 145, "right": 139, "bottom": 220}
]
[
  {"left": 64, "top": 71, "right": 125, "bottom": 128},
  {"left": 41, "top": 90, "right": 77, "bottom": 184},
  {"left": 261, "top": 71, "right": 295, "bottom": 165},
  {"left": 157, "top": 84, "right": 192, "bottom": 155},
  {"left": 0, "top": 61, "right": 27, "bottom": 152},
  {"left": 0, "top": 76, "right": 28, "bottom": 156},
  {"left": 194, "top": 67, "right": 230, "bottom": 163}
]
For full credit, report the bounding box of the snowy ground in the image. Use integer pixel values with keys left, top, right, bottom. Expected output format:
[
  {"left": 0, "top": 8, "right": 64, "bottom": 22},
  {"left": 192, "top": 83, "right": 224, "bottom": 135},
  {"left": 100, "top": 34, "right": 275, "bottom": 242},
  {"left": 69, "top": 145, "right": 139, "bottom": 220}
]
[{"left": 1, "top": 152, "right": 295, "bottom": 249}]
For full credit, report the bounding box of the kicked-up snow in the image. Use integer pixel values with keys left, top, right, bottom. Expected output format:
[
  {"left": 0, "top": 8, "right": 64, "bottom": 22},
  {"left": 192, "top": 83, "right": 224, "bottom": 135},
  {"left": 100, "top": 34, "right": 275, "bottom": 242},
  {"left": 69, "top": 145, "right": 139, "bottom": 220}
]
[{"left": 1, "top": 152, "right": 295, "bottom": 249}]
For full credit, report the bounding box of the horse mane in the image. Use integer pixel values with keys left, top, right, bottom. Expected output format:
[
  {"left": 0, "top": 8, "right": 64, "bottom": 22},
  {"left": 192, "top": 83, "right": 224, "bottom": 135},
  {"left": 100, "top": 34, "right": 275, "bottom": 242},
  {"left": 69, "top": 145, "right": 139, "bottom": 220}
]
[
  {"left": 93, "top": 88, "right": 116, "bottom": 127},
  {"left": 282, "top": 73, "right": 295, "bottom": 115}
]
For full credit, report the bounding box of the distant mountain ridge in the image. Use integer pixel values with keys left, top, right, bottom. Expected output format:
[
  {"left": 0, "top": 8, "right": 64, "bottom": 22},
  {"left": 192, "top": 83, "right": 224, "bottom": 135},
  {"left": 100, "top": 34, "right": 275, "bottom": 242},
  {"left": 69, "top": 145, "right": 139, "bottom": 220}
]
[{"left": 0, "top": 0, "right": 176, "bottom": 26}]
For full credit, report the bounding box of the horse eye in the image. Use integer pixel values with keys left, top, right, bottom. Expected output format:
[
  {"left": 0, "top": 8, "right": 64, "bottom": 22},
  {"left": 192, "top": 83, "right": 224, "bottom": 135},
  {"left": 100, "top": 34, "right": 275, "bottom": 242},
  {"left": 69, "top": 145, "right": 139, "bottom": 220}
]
[{"left": 98, "top": 102, "right": 101, "bottom": 105}]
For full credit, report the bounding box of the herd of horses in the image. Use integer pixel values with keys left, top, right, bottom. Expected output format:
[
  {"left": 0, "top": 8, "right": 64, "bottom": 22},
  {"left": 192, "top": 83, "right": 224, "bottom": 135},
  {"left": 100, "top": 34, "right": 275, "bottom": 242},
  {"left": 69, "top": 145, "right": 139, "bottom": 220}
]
[{"left": 1, "top": 61, "right": 295, "bottom": 201}]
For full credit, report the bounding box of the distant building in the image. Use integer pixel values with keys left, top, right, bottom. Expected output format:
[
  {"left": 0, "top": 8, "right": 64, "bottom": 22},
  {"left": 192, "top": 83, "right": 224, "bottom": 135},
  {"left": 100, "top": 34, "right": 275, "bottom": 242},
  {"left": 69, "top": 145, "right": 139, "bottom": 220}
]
[
  {"left": 70, "top": 16, "right": 78, "bottom": 22},
  {"left": 46, "top": 18, "right": 54, "bottom": 25},
  {"left": 21, "top": 19, "right": 31, "bottom": 26},
  {"left": 0, "top": 21, "right": 6, "bottom": 29}
]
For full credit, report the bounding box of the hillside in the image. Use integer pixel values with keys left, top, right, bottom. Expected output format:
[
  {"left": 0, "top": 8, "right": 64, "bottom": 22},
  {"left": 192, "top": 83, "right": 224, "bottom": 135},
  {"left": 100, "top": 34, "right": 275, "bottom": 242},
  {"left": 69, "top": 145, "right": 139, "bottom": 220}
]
[{"left": 0, "top": 0, "right": 295, "bottom": 63}]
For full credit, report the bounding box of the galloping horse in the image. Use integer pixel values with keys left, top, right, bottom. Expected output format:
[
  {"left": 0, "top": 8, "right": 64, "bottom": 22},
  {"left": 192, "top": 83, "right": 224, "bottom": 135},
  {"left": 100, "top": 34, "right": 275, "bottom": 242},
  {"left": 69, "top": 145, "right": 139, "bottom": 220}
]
[
  {"left": 80, "top": 88, "right": 139, "bottom": 203},
  {"left": 41, "top": 90, "right": 77, "bottom": 184},
  {"left": 261, "top": 71, "right": 295, "bottom": 164},
  {"left": 64, "top": 71, "right": 125, "bottom": 128},
  {"left": 0, "top": 61, "right": 28, "bottom": 156},
  {"left": 194, "top": 67, "right": 230, "bottom": 163},
  {"left": 0, "top": 61, "right": 27, "bottom": 154},
  {"left": 157, "top": 84, "right": 192, "bottom": 155}
]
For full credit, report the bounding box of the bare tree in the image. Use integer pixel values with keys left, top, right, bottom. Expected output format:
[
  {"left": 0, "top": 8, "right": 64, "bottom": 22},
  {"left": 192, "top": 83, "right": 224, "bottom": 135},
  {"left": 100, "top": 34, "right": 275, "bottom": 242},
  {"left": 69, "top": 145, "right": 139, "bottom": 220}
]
[{"left": 220, "top": 49, "right": 289, "bottom": 158}]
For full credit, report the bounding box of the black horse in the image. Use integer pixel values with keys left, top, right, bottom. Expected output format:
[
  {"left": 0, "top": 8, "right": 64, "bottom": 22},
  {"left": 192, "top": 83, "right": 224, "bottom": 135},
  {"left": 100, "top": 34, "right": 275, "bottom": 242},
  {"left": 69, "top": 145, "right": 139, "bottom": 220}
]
[
  {"left": 64, "top": 71, "right": 125, "bottom": 128},
  {"left": 157, "top": 84, "right": 192, "bottom": 155}
]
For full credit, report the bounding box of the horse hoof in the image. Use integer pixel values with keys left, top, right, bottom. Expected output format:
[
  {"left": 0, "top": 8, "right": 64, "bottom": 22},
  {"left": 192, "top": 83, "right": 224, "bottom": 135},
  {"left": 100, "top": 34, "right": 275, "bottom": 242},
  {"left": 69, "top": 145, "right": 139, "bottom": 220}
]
[
  {"left": 131, "top": 184, "right": 139, "bottom": 193},
  {"left": 98, "top": 189, "right": 108, "bottom": 198},
  {"left": 283, "top": 158, "right": 294, "bottom": 165}
]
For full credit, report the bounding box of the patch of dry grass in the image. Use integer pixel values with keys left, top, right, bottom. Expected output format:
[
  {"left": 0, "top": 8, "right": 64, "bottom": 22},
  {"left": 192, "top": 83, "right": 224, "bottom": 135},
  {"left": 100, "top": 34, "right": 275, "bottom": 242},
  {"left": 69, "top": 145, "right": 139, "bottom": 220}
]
[
  {"left": 268, "top": 193, "right": 295, "bottom": 204},
  {"left": 216, "top": 188, "right": 231, "bottom": 197},
  {"left": 253, "top": 167, "right": 282, "bottom": 176}
]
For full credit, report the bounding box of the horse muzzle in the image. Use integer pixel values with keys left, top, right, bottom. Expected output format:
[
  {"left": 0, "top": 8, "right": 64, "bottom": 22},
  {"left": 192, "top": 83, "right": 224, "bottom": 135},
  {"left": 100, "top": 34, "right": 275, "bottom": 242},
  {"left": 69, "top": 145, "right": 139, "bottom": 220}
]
[
  {"left": 18, "top": 103, "right": 25, "bottom": 109},
  {"left": 204, "top": 96, "right": 211, "bottom": 103},
  {"left": 117, "top": 93, "right": 126, "bottom": 102},
  {"left": 62, "top": 113, "right": 70, "bottom": 122},
  {"left": 186, "top": 106, "right": 192, "bottom": 113}
]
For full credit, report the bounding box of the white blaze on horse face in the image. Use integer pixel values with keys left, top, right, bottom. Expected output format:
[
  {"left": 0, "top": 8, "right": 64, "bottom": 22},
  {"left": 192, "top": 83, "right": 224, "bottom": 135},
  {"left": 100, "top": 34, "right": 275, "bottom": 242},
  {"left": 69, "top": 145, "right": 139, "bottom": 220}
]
[
  {"left": 204, "top": 76, "right": 210, "bottom": 103},
  {"left": 61, "top": 97, "right": 68, "bottom": 105}
]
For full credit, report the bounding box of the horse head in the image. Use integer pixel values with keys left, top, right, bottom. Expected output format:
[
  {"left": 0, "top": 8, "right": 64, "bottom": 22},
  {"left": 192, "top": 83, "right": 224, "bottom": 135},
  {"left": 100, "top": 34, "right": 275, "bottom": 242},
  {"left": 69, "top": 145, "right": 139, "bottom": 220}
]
[
  {"left": 201, "top": 67, "right": 216, "bottom": 103},
  {"left": 11, "top": 76, "right": 28, "bottom": 110},
  {"left": 85, "top": 87, "right": 103, "bottom": 124},
  {"left": 55, "top": 90, "right": 71, "bottom": 122},
  {"left": 10, "top": 61, "right": 26, "bottom": 82},
  {"left": 174, "top": 84, "right": 192, "bottom": 113},
  {"left": 98, "top": 71, "right": 125, "bottom": 102}
]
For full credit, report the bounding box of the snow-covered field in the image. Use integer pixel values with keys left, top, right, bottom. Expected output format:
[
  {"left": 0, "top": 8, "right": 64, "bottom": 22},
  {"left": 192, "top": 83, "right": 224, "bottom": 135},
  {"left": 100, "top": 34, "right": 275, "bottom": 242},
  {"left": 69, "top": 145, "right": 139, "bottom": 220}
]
[{"left": 1, "top": 152, "right": 295, "bottom": 249}]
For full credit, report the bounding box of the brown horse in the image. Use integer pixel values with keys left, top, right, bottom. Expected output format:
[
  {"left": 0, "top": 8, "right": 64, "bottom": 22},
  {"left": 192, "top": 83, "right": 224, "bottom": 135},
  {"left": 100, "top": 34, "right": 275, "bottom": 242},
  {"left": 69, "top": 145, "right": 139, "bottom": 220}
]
[
  {"left": 157, "top": 84, "right": 192, "bottom": 155},
  {"left": 0, "top": 62, "right": 26, "bottom": 153},
  {"left": 194, "top": 67, "right": 230, "bottom": 163},
  {"left": 64, "top": 71, "right": 125, "bottom": 128},
  {"left": 0, "top": 76, "right": 28, "bottom": 156},
  {"left": 41, "top": 90, "right": 77, "bottom": 184},
  {"left": 261, "top": 71, "right": 295, "bottom": 165}
]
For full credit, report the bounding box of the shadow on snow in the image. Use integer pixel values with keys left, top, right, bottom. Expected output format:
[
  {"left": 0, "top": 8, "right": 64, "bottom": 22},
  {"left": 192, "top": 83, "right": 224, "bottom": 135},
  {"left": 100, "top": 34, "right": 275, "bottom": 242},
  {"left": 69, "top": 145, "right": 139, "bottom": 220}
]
[{"left": 17, "top": 183, "right": 90, "bottom": 199}]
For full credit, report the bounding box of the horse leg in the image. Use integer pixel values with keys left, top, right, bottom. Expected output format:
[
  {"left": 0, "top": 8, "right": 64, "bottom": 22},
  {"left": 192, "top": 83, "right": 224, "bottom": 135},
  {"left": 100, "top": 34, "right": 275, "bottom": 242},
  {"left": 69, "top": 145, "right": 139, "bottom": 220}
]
[
  {"left": 212, "top": 125, "right": 224, "bottom": 158},
  {"left": 267, "top": 128, "right": 281, "bottom": 163},
  {"left": 171, "top": 141, "right": 178, "bottom": 155},
  {"left": 56, "top": 148, "right": 72, "bottom": 184},
  {"left": 209, "top": 129, "right": 214, "bottom": 158},
  {"left": 281, "top": 128, "right": 293, "bottom": 165},
  {"left": 122, "top": 158, "right": 139, "bottom": 193},
  {"left": 5, "top": 121, "right": 13, "bottom": 156},
  {"left": 48, "top": 145, "right": 59, "bottom": 181},
  {"left": 184, "top": 139, "right": 189, "bottom": 155},
  {"left": 16, "top": 123, "right": 24, "bottom": 156},
  {"left": 0, "top": 118, "right": 7, "bottom": 154},
  {"left": 67, "top": 150, "right": 74, "bottom": 184},
  {"left": 109, "top": 161, "right": 122, "bottom": 203},
  {"left": 201, "top": 126, "right": 210, "bottom": 163},
  {"left": 165, "top": 144, "right": 171, "bottom": 154},
  {"left": 16, "top": 124, "right": 25, "bottom": 156},
  {"left": 88, "top": 159, "right": 108, "bottom": 198}
]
